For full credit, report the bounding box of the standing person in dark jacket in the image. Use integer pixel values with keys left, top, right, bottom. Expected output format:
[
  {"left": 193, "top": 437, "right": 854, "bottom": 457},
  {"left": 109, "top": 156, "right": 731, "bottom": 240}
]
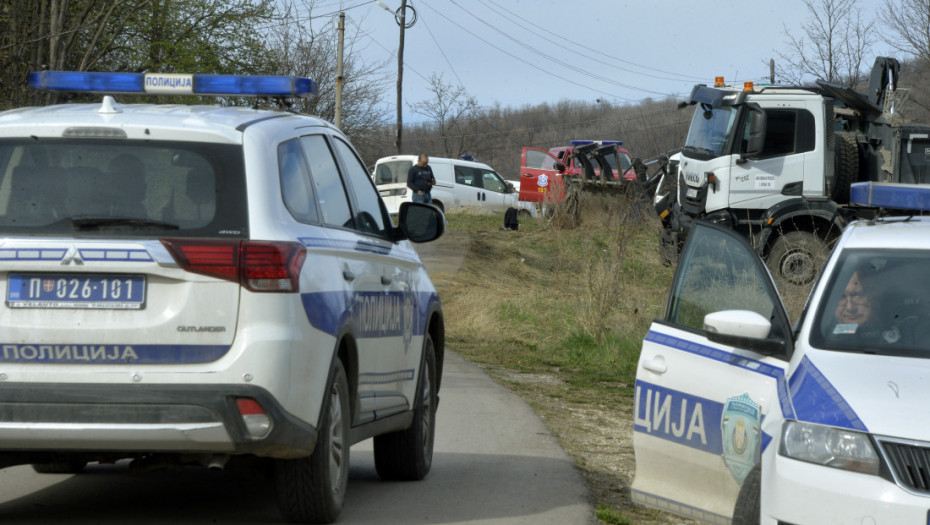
[{"left": 407, "top": 154, "right": 436, "bottom": 204}]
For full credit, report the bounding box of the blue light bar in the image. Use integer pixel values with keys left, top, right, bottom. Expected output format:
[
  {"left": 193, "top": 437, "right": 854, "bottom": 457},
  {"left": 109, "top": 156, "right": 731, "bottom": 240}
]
[
  {"left": 850, "top": 182, "right": 930, "bottom": 212},
  {"left": 460, "top": 154, "right": 476, "bottom": 161},
  {"left": 569, "top": 139, "right": 623, "bottom": 146},
  {"left": 28, "top": 71, "right": 318, "bottom": 98}
]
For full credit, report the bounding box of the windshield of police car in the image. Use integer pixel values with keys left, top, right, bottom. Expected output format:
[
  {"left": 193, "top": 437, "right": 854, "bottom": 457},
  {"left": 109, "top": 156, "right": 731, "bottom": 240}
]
[
  {"left": 811, "top": 249, "right": 930, "bottom": 357},
  {"left": 683, "top": 105, "right": 739, "bottom": 159},
  {"left": 0, "top": 139, "right": 246, "bottom": 237}
]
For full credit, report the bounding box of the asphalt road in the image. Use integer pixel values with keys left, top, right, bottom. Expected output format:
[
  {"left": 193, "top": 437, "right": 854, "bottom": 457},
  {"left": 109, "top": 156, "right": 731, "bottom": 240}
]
[{"left": 0, "top": 352, "right": 594, "bottom": 524}]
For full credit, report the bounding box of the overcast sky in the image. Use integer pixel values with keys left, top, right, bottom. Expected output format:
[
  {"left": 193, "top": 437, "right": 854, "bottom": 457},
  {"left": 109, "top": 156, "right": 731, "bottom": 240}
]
[{"left": 302, "top": 0, "right": 893, "bottom": 119}]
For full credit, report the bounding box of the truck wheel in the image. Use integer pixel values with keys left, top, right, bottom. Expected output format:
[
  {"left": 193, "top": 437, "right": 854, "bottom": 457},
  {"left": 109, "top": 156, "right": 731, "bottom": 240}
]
[
  {"left": 275, "top": 358, "right": 350, "bottom": 524},
  {"left": 732, "top": 466, "right": 761, "bottom": 525},
  {"left": 431, "top": 200, "right": 445, "bottom": 213},
  {"left": 831, "top": 132, "right": 859, "bottom": 204},
  {"left": 766, "top": 231, "right": 828, "bottom": 286},
  {"left": 373, "top": 335, "right": 437, "bottom": 481}
]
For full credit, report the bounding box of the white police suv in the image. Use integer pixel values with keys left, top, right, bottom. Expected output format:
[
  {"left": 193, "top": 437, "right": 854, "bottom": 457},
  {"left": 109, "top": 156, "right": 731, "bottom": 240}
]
[
  {"left": 633, "top": 182, "right": 930, "bottom": 524},
  {"left": 0, "top": 71, "right": 446, "bottom": 524}
]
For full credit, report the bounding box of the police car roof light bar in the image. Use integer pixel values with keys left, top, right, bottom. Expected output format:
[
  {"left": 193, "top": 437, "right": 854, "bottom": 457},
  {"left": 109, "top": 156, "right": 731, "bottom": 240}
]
[
  {"left": 569, "top": 140, "right": 623, "bottom": 146},
  {"left": 28, "top": 71, "right": 319, "bottom": 98},
  {"left": 850, "top": 182, "right": 930, "bottom": 212}
]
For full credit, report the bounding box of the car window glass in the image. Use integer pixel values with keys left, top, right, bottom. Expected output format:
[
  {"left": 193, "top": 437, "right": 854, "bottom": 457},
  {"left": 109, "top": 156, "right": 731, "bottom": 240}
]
[
  {"left": 299, "top": 135, "right": 353, "bottom": 229},
  {"left": 332, "top": 138, "right": 388, "bottom": 236},
  {"left": 481, "top": 170, "right": 507, "bottom": 193},
  {"left": 810, "top": 250, "right": 930, "bottom": 357},
  {"left": 454, "top": 166, "right": 481, "bottom": 188},
  {"left": 620, "top": 152, "right": 632, "bottom": 171},
  {"left": 525, "top": 149, "right": 558, "bottom": 171},
  {"left": 375, "top": 160, "right": 412, "bottom": 185},
  {"left": 0, "top": 139, "right": 238, "bottom": 234},
  {"left": 667, "top": 224, "right": 779, "bottom": 334},
  {"left": 278, "top": 139, "right": 318, "bottom": 223}
]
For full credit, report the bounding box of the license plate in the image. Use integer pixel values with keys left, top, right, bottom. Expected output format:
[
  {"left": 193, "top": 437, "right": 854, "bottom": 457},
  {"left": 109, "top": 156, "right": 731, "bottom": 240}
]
[
  {"left": 686, "top": 188, "right": 699, "bottom": 199},
  {"left": 7, "top": 274, "right": 146, "bottom": 309}
]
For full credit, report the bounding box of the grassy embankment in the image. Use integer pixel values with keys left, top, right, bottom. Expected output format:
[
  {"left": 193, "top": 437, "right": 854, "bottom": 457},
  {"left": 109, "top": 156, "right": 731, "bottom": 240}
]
[{"left": 435, "top": 192, "right": 678, "bottom": 525}]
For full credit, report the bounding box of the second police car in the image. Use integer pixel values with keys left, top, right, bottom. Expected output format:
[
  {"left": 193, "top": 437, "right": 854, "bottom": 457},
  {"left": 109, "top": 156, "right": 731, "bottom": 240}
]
[
  {"left": 633, "top": 182, "right": 930, "bottom": 524},
  {"left": 0, "top": 71, "right": 445, "bottom": 524}
]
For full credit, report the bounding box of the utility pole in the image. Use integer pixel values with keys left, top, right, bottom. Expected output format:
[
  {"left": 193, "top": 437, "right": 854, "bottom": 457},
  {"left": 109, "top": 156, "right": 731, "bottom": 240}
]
[
  {"left": 396, "top": 0, "right": 406, "bottom": 154},
  {"left": 335, "top": 11, "right": 345, "bottom": 128}
]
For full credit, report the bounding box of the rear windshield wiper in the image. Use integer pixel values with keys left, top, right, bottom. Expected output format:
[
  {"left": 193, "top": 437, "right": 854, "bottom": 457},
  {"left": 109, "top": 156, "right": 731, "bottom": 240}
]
[{"left": 71, "top": 216, "right": 180, "bottom": 231}]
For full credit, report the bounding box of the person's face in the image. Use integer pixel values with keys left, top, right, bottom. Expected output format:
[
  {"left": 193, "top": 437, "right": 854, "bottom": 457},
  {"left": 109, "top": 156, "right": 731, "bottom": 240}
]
[
  {"left": 835, "top": 271, "right": 871, "bottom": 324},
  {"left": 418, "top": 156, "right": 429, "bottom": 167}
]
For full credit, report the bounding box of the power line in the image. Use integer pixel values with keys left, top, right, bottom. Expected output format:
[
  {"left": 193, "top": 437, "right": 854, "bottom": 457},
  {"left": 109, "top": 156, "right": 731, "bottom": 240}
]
[
  {"left": 415, "top": 2, "right": 641, "bottom": 102},
  {"left": 417, "top": 8, "right": 465, "bottom": 88},
  {"left": 478, "top": 0, "right": 706, "bottom": 83}
]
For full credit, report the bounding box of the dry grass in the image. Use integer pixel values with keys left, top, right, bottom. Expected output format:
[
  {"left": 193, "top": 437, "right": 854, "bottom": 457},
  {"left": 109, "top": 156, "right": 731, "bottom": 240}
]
[{"left": 438, "top": 189, "right": 678, "bottom": 524}]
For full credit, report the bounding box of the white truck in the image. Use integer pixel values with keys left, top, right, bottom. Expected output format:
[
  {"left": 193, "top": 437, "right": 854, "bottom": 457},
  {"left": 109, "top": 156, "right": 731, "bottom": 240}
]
[{"left": 657, "top": 57, "right": 930, "bottom": 286}]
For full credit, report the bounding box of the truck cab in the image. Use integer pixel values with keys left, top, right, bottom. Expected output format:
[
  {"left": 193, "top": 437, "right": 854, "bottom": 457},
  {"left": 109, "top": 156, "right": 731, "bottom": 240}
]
[{"left": 663, "top": 59, "right": 930, "bottom": 289}]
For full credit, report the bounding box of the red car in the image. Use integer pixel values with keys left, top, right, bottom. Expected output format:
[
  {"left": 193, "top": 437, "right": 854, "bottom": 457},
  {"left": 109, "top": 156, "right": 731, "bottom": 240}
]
[{"left": 519, "top": 140, "right": 635, "bottom": 203}]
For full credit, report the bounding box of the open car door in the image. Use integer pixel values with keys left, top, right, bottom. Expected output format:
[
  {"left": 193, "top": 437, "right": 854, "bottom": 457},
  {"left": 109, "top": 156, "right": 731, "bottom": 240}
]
[
  {"left": 519, "top": 147, "right": 565, "bottom": 204},
  {"left": 632, "top": 220, "right": 794, "bottom": 523}
]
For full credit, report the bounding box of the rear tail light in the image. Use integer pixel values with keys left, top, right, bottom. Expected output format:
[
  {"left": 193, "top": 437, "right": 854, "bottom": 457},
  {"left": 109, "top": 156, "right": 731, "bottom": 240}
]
[
  {"left": 161, "top": 239, "right": 306, "bottom": 293},
  {"left": 236, "top": 398, "right": 272, "bottom": 438}
]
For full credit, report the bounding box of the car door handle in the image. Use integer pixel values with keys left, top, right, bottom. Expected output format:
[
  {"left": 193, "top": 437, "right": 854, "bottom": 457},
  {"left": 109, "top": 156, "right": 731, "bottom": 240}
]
[
  {"left": 642, "top": 357, "right": 667, "bottom": 375},
  {"left": 343, "top": 270, "right": 355, "bottom": 282},
  {"left": 381, "top": 276, "right": 392, "bottom": 286}
]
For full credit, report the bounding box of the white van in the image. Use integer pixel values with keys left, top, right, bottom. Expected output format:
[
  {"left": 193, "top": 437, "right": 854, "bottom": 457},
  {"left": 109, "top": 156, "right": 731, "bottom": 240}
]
[{"left": 373, "top": 154, "right": 537, "bottom": 218}]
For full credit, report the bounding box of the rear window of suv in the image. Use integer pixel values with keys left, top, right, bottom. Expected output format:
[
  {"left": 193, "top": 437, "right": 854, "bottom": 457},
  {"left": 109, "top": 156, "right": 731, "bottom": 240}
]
[{"left": 0, "top": 139, "right": 248, "bottom": 238}]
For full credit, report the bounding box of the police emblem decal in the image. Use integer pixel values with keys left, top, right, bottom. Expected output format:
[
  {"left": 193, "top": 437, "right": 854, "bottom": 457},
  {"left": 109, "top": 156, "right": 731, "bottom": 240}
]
[
  {"left": 721, "top": 393, "right": 761, "bottom": 484},
  {"left": 538, "top": 174, "right": 549, "bottom": 188}
]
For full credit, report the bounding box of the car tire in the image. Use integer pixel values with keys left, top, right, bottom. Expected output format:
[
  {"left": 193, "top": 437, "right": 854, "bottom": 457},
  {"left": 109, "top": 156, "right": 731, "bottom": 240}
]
[
  {"left": 373, "top": 335, "right": 437, "bottom": 481},
  {"left": 431, "top": 200, "right": 445, "bottom": 213},
  {"left": 732, "top": 465, "right": 761, "bottom": 525},
  {"left": 275, "top": 358, "right": 350, "bottom": 524},
  {"left": 766, "top": 230, "right": 829, "bottom": 287},
  {"left": 32, "top": 461, "right": 87, "bottom": 474}
]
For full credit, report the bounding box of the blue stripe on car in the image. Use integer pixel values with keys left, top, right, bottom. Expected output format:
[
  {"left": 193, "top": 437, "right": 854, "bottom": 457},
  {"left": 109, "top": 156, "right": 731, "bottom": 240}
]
[
  {"left": 645, "top": 330, "right": 794, "bottom": 420},
  {"left": 0, "top": 343, "right": 228, "bottom": 364},
  {"left": 789, "top": 355, "right": 868, "bottom": 431}
]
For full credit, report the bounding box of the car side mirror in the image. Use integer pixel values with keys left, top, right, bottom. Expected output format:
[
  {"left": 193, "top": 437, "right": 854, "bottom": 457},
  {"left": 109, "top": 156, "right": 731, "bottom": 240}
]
[
  {"left": 703, "top": 310, "right": 786, "bottom": 355},
  {"left": 743, "top": 105, "right": 767, "bottom": 158},
  {"left": 396, "top": 201, "right": 446, "bottom": 243},
  {"left": 555, "top": 162, "right": 566, "bottom": 173}
]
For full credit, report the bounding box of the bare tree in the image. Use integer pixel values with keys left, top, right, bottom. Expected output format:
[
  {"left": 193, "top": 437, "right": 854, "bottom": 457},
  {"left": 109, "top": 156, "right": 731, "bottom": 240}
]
[
  {"left": 775, "top": 0, "right": 876, "bottom": 86},
  {"left": 410, "top": 73, "right": 479, "bottom": 158},
  {"left": 265, "top": 2, "right": 390, "bottom": 161},
  {"left": 0, "top": 0, "right": 278, "bottom": 108}
]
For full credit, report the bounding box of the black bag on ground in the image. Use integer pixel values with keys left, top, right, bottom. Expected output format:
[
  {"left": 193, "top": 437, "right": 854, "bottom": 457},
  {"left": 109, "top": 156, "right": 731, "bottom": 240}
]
[{"left": 503, "top": 207, "right": 519, "bottom": 231}]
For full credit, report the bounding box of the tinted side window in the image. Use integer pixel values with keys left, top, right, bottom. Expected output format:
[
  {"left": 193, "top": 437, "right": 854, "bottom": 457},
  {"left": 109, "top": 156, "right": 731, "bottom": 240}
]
[
  {"left": 299, "top": 135, "right": 353, "bottom": 229},
  {"left": 333, "top": 138, "right": 388, "bottom": 237},
  {"left": 758, "top": 109, "right": 816, "bottom": 157},
  {"left": 278, "top": 139, "right": 318, "bottom": 223},
  {"left": 0, "top": 139, "right": 245, "bottom": 238},
  {"left": 455, "top": 166, "right": 481, "bottom": 187}
]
